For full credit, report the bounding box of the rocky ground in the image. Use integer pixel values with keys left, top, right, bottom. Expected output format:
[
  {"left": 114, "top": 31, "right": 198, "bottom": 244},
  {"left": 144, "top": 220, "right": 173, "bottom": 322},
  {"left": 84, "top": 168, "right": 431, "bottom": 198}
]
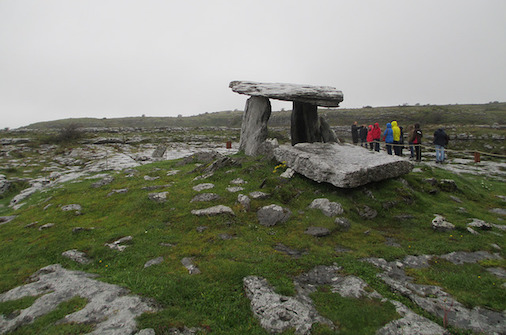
[{"left": 0, "top": 129, "right": 505, "bottom": 334}]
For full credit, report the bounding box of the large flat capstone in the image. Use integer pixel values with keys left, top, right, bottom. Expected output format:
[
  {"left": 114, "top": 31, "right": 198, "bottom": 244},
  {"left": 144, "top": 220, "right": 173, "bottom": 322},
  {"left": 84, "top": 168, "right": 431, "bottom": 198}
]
[
  {"left": 229, "top": 81, "right": 343, "bottom": 107},
  {"left": 274, "top": 143, "right": 413, "bottom": 188}
]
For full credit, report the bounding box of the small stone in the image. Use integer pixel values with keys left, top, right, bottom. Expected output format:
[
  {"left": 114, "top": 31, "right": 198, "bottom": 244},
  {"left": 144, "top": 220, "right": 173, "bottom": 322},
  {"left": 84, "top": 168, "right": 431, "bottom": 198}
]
[
  {"left": 486, "top": 267, "right": 506, "bottom": 278},
  {"left": 219, "top": 233, "right": 235, "bottom": 240},
  {"left": 43, "top": 204, "right": 52, "bottom": 210},
  {"left": 191, "top": 205, "right": 235, "bottom": 216},
  {"left": 308, "top": 198, "right": 343, "bottom": 217},
  {"left": 0, "top": 216, "right": 16, "bottom": 225},
  {"left": 230, "top": 178, "right": 247, "bottom": 185},
  {"left": 105, "top": 236, "right": 133, "bottom": 251},
  {"left": 334, "top": 217, "right": 351, "bottom": 231},
  {"left": 431, "top": 214, "right": 455, "bottom": 232},
  {"left": 226, "top": 186, "right": 244, "bottom": 193},
  {"left": 196, "top": 226, "right": 208, "bottom": 233},
  {"left": 166, "top": 170, "right": 180, "bottom": 176},
  {"left": 148, "top": 192, "right": 168, "bottom": 203},
  {"left": 304, "top": 227, "right": 331, "bottom": 237},
  {"left": 273, "top": 243, "right": 307, "bottom": 258},
  {"left": 190, "top": 193, "right": 220, "bottom": 203},
  {"left": 135, "top": 328, "right": 156, "bottom": 335},
  {"left": 249, "top": 191, "right": 270, "bottom": 199},
  {"left": 107, "top": 188, "right": 128, "bottom": 197},
  {"left": 192, "top": 183, "right": 215, "bottom": 192},
  {"left": 91, "top": 175, "right": 114, "bottom": 188},
  {"left": 467, "top": 227, "right": 479, "bottom": 235},
  {"left": 489, "top": 208, "right": 506, "bottom": 216},
  {"left": 257, "top": 204, "right": 291, "bottom": 226},
  {"left": 72, "top": 227, "right": 94, "bottom": 233},
  {"left": 62, "top": 249, "right": 91, "bottom": 264},
  {"left": 159, "top": 242, "right": 175, "bottom": 247},
  {"left": 424, "top": 178, "right": 437, "bottom": 186},
  {"left": 450, "top": 195, "right": 463, "bottom": 203},
  {"left": 144, "top": 256, "right": 164, "bottom": 268},
  {"left": 357, "top": 205, "right": 377, "bottom": 220},
  {"left": 237, "top": 194, "right": 251, "bottom": 211},
  {"left": 144, "top": 176, "right": 160, "bottom": 181},
  {"left": 181, "top": 257, "right": 201, "bottom": 275},
  {"left": 61, "top": 204, "right": 82, "bottom": 212},
  {"left": 39, "top": 223, "right": 54, "bottom": 231},
  {"left": 467, "top": 218, "right": 492, "bottom": 230},
  {"left": 280, "top": 168, "right": 295, "bottom": 179},
  {"left": 25, "top": 222, "right": 38, "bottom": 228},
  {"left": 439, "top": 179, "right": 458, "bottom": 192},
  {"left": 491, "top": 243, "right": 501, "bottom": 251}
]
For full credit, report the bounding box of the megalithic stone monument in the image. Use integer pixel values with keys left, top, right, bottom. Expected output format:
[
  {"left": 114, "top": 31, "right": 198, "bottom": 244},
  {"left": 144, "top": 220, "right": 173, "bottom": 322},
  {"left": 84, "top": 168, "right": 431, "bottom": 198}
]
[
  {"left": 230, "top": 80, "right": 413, "bottom": 188},
  {"left": 230, "top": 81, "right": 343, "bottom": 154}
]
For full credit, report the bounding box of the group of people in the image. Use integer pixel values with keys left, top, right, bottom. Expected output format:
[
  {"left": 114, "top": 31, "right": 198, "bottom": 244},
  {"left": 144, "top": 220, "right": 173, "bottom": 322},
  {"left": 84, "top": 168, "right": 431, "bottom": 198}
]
[{"left": 351, "top": 121, "right": 445, "bottom": 162}]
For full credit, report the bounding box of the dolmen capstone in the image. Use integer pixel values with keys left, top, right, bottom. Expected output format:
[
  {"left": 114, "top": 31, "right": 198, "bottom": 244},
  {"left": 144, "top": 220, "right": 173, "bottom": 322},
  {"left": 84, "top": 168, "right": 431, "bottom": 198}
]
[{"left": 230, "top": 80, "right": 413, "bottom": 188}]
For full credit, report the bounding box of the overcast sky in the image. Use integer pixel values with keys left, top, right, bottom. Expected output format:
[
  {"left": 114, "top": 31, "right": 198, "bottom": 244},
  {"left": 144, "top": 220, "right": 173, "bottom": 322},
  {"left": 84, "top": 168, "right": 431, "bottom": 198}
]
[{"left": 1, "top": 0, "right": 505, "bottom": 129}]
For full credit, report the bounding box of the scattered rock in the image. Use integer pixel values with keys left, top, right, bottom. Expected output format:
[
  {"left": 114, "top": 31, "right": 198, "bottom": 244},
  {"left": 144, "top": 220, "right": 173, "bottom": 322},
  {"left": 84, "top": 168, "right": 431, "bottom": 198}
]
[
  {"left": 393, "top": 214, "right": 415, "bottom": 221},
  {"left": 148, "top": 192, "right": 168, "bottom": 203},
  {"left": 438, "top": 179, "right": 458, "bottom": 192},
  {"left": 237, "top": 96, "right": 272, "bottom": 156},
  {"left": 166, "top": 170, "right": 180, "bottom": 176},
  {"left": 249, "top": 191, "right": 270, "bottom": 199},
  {"left": 107, "top": 188, "right": 128, "bottom": 197},
  {"left": 91, "top": 175, "right": 114, "bottom": 188},
  {"left": 190, "top": 193, "right": 220, "bottom": 203},
  {"left": 439, "top": 251, "right": 502, "bottom": 265},
  {"left": 136, "top": 328, "right": 156, "bottom": 335},
  {"left": 431, "top": 214, "right": 455, "bottom": 231},
  {"left": 192, "top": 183, "right": 215, "bottom": 192},
  {"left": 280, "top": 168, "right": 295, "bottom": 179},
  {"left": 334, "top": 217, "right": 351, "bottom": 231},
  {"left": 24, "top": 222, "right": 38, "bottom": 228},
  {"left": 486, "top": 267, "right": 506, "bottom": 279},
  {"left": 38, "top": 223, "right": 55, "bottom": 231},
  {"left": 191, "top": 205, "right": 235, "bottom": 216},
  {"left": 43, "top": 203, "right": 53, "bottom": 210},
  {"left": 181, "top": 257, "right": 201, "bottom": 275},
  {"left": 243, "top": 276, "right": 334, "bottom": 334},
  {"left": 304, "top": 226, "right": 331, "bottom": 237},
  {"left": 257, "top": 204, "right": 291, "bottom": 226},
  {"left": 357, "top": 205, "right": 377, "bottom": 220},
  {"left": 72, "top": 227, "right": 94, "bottom": 233},
  {"left": 144, "top": 256, "right": 164, "bottom": 269},
  {"left": 61, "top": 204, "right": 82, "bottom": 215},
  {"left": 467, "top": 227, "right": 479, "bottom": 235},
  {"left": 491, "top": 243, "right": 501, "bottom": 251},
  {"left": 382, "top": 201, "right": 398, "bottom": 209},
  {"left": 467, "top": 218, "right": 492, "bottom": 230},
  {"left": 230, "top": 178, "right": 247, "bottom": 185},
  {"left": 219, "top": 233, "right": 235, "bottom": 240},
  {"left": 237, "top": 194, "right": 251, "bottom": 211},
  {"left": 226, "top": 186, "right": 244, "bottom": 193},
  {"left": 424, "top": 178, "right": 437, "bottom": 186},
  {"left": 0, "top": 216, "right": 16, "bottom": 226},
  {"left": 489, "top": 208, "right": 506, "bottom": 216},
  {"left": 450, "top": 195, "right": 463, "bottom": 203},
  {"left": 273, "top": 243, "right": 307, "bottom": 258},
  {"left": 105, "top": 236, "right": 133, "bottom": 252},
  {"left": 196, "top": 226, "right": 208, "bottom": 233},
  {"left": 62, "top": 249, "right": 91, "bottom": 264},
  {"left": 0, "top": 175, "right": 10, "bottom": 195},
  {"left": 308, "top": 198, "right": 343, "bottom": 217},
  {"left": 0, "top": 264, "right": 157, "bottom": 334},
  {"left": 151, "top": 144, "right": 167, "bottom": 158},
  {"left": 159, "top": 242, "right": 175, "bottom": 247},
  {"left": 144, "top": 175, "right": 160, "bottom": 181}
]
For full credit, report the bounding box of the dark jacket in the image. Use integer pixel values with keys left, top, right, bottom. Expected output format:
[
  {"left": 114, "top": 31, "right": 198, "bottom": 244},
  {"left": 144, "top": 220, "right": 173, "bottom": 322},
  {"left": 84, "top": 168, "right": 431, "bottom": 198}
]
[
  {"left": 351, "top": 124, "right": 359, "bottom": 143},
  {"left": 433, "top": 128, "right": 449, "bottom": 147},
  {"left": 359, "top": 126, "right": 368, "bottom": 141}
]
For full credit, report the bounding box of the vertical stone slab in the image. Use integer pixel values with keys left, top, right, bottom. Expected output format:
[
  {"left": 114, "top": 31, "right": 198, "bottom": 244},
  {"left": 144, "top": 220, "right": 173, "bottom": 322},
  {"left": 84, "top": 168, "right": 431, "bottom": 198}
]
[
  {"left": 291, "top": 102, "right": 320, "bottom": 145},
  {"left": 239, "top": 96, "right": 272, "bottom": 156}
]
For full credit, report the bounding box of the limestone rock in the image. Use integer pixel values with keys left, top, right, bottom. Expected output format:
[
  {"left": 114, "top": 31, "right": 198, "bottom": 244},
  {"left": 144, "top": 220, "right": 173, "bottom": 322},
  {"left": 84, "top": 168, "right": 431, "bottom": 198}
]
[
  {"left": 467, "top": 218, "right": 492, "bottom": 230},
  {"left": 151, "top": 144, "right": 167, "bottom": 158},
  {"left": 431, "top": 215, "right": 455, "bottom": 231},
  {"left": 144, "top": 256, "right": 164, "bottom": 269},
  {"left": 38, "top": 223, "right": 54, "bottom": 231},
  {"left": 243, "top": 276, "right": 334, "bottom": 334},
  {"left": 490, "top": 208, "right": 506, "bottom": 216},
  {"left": 249, "top": 191, "right": 270, "bottom": 199},
  {"left": 438, "top": 179, "right": 458, "bottom": 192},
  {"left": 334, "top": 217, "right": 351, "bottom": 231},
  {"left": 280, "top": 168, "right": 295, "bottom": 179},
  {"left": 357, "top": 205, "right": 377, "bottom": 220},
  {"left": 304, "top": 227, "right": 331, "bottom": 237},
  {"left": 105, "top": 236, "right": 133, "bottom": 252},
  {"left": 439, "top": 251, "right": 502, "bottom": 265},
  {"left": 144, "top": 175, "right": 160, "bottom": 181},
  {"left": 181, "top": 257, "right": 201, "bottom": 275},
  {"left": 107, "top": 188, "right": 129, "bottom": 197},
  {"left": 91, "top": 175, "right": 114, "bottom": 188},
  {"left": 273, "top": 243, "right": 307, "bottom": 258},
  {"left": 190, "top": 193, "right": 220, "bottom": 203},
  {"left": 226, "top": 186, "right": 244, "bottom": 193},
  {"left": 274, "top": 143, "right": 413, "bottom": 188},
  {"left": 239, "top": 96, "right": 271, "bottom": 156},
  {"left": 191, "top": 205, "right": 235, "bottom": 216},
  {"left": 192, "top": 183, "right": 215, "bottom": 192},
  {"left": 237, "top": 194, "right": 251, "bottom": 211},
  {"left": 61, "top": 204, "right": 82, "bottom": 212},
  {"left": 0, "top": 175, "right": 10, "bottom": 195},
  {"left": 230, "top": 178, "right": 247, "bottom": 185},
  {"left": 166, "top": 170, "right": 180, "bottom": 176},
  {"left": 230, "top": 81, "right": 343, "bottom": 107},
  {"left": 308, "top": 198, "right": 343, "bottom": 217},
  {"left": 62, "top": 249, "right": 91, "bottom": 264},
  {"left": 0, "top": 264, "right": 157, "bottom": 334},
  {"left": 148, "top": 192, "right": 168, "bottom": 203},
  {"left": 0, "top": 216, "right": 16, "bottom": 226},
  {"left": 257, "top": 205, "right": 291, "bottom": 226}
]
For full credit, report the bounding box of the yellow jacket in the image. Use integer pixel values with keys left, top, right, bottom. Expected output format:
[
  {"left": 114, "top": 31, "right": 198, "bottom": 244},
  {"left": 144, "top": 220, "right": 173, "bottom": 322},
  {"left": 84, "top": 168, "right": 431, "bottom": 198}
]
[{"left": 391, "top": 121, "right": 401, "bottom": 141}]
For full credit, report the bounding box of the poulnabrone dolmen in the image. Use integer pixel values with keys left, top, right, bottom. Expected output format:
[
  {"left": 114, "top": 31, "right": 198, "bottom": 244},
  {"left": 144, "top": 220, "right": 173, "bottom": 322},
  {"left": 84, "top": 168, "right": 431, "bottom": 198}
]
[{"left": 230, "top": 80, "right": 413, "bottom": 188}]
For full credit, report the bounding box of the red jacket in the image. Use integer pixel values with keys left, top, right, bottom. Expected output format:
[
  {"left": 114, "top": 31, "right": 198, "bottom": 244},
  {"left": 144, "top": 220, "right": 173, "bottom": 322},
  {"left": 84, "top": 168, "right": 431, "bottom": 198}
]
[
  {"left": 366, "top": 125, "right": 374, "bottom": 142},
  {"left": 371, "top": 123, "right": 381, "bottom": 140}
]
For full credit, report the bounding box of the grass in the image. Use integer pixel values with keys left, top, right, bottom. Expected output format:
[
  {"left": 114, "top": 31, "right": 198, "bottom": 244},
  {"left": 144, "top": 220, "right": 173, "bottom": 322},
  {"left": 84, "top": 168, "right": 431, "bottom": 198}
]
[{"left": 0, "top": 142, "right": 505, "bottom": 334}]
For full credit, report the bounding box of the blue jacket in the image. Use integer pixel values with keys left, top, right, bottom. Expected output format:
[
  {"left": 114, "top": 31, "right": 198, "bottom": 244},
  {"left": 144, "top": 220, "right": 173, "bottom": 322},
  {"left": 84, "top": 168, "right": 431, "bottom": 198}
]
[{"left": 383, "top": 123, "right": 394, "bottom": 143}]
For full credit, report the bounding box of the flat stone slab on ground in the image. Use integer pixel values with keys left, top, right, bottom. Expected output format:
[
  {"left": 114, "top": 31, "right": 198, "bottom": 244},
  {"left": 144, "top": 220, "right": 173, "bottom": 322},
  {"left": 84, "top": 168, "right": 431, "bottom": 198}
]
[{"left": 274, "top": 143, "right": 413, "bottom": 188}]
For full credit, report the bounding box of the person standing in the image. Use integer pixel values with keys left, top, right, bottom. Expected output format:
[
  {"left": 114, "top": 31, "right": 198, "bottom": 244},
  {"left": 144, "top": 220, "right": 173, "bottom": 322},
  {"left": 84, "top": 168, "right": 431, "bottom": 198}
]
[
  {"left": 366, "top": 125, "right": 374, "bottom": 150},
  {"left": 383, "top": 123, "right": 394, "bottom": 155},
  {"left": 406, "top": 124, "right": 415, "bottom": 159},
  {"left": 359, "top": 124, "right": 368, "bottom": 147},
  {"left": 372, "top": 123, "right": 381, "bottom": 152},
  {"left": 351, "top": 121, "right": 359, "bottom": 145},
  {"left": 409, "top": 123, "right": 423, "bottom": 162},
  {"left": 433, "top": 128, "right": 450, "bottom": 163},
  {"left": 391, "top": 121, "right": 401, "bottom": 155}
]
